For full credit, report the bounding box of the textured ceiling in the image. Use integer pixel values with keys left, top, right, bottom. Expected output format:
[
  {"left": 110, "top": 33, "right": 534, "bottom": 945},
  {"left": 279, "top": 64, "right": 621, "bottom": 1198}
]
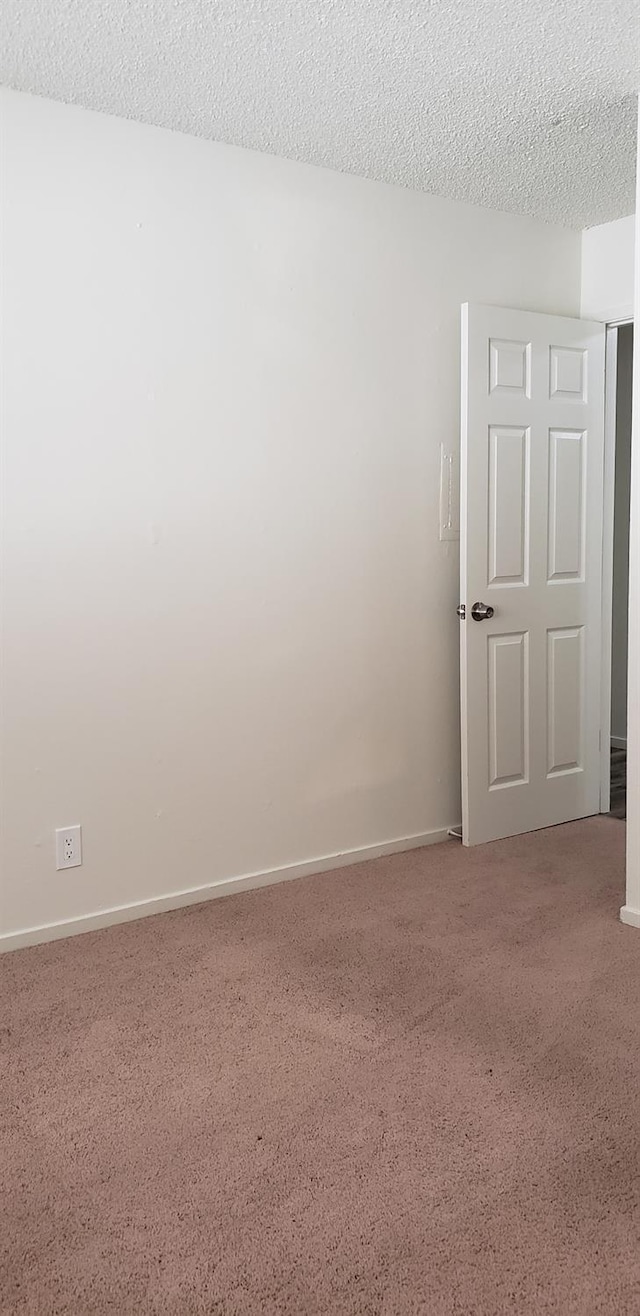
[{"left": 1, "top": 0, "right": 638, "bottom": 228}]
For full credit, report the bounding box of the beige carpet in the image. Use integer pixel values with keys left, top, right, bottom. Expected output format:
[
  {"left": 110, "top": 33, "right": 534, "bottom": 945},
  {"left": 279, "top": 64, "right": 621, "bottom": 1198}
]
[{"left": 1, "top": 817, "right": 638, "bottom": 1314}]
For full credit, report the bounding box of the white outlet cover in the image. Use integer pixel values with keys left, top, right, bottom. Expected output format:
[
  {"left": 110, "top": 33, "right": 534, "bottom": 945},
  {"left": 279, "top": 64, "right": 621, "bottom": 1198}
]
[{"left": 55, "top": 825, "right": 82, "bottom": 870}]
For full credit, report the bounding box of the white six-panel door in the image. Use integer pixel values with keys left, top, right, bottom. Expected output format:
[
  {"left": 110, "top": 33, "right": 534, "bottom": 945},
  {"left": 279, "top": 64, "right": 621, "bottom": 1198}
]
[{"left": 460, "top": 304, "right": 606, "bottom": 845}]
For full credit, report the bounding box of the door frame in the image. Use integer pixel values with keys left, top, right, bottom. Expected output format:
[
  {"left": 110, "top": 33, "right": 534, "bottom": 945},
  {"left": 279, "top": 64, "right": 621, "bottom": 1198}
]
[{"left": 599, "top": 313, "right": 640, "bottom": 929}]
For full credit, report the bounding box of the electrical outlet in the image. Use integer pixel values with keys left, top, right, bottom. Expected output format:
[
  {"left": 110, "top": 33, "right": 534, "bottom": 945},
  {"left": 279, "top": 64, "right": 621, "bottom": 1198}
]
[{"left": 55, "top": 825, "right": 82, "bottom": 871}]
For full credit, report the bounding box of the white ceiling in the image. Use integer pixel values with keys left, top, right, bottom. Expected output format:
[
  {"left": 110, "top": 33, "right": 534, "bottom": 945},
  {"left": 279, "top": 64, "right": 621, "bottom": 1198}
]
[{"left": 1, "top": 0, "right": 638, "bottom": 228}]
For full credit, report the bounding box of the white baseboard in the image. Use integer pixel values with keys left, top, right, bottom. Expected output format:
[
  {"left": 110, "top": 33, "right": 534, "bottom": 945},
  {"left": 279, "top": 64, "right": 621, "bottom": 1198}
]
[
  {"left": 0, "top": 825, "right": 458, "bottom": 954},
  {"left": 620, "top": 905, "right": 640, "bottom": 929},
  {"left": 611, "top": 736, "right": 627, "bottom": 749}
]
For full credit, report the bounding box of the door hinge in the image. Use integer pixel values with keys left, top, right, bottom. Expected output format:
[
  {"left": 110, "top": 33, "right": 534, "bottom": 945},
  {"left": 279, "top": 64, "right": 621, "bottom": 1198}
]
[{"left": 457, "top": 604, "right": 466, "bottom": 620}]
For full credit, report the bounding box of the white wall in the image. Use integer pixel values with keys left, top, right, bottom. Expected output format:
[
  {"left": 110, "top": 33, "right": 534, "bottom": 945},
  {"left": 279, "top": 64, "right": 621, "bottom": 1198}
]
[
  {"left": 0, "top": 89, "right": 582, "bottom": 945},
  {"left": 611, "top": 325, "right": 634, "bottom": 743},
  {"left": 581, "top": 215, "right": 635, "bottom": 322}
]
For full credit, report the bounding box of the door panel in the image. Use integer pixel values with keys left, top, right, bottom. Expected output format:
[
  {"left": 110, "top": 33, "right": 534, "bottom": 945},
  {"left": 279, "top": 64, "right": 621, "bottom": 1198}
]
[
  {"left": 490, "top": 339, "right": 531, "bottom": 395},
  {"left": 547, "top": 429, "right": 585, "bottom": 581},
  {"left": 547, "top": 626, "right": 584, "bottom": 775},
  {"left": 488, "top": 632, "right": 529, "bottom": 788},
  {"left": 489, "top": 426, "right": 529, "bottom": 585},
  {"left": 549, "top": 346, "right": 587, "bottom": 400},
  {"left": 460, "top": 304, "right": 605, "bottom": 845}
]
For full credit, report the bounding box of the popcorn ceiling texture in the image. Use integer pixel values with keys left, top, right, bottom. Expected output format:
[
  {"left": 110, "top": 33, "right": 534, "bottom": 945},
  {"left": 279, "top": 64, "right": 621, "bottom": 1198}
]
[{"left": 1, "top": 0, "right": 638, "bottom": 227}]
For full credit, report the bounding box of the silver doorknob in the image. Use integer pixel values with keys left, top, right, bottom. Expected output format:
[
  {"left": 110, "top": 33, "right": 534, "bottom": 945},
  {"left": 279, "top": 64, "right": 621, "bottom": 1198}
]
[{"left": 471, "top": 601, "right": 494, "bottom": 621}]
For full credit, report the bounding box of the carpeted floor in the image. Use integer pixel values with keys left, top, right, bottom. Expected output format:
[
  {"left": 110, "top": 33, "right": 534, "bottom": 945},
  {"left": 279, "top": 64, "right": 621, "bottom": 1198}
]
[{"left": 1, "top": 816, "right": 639, "bottom": 1315}]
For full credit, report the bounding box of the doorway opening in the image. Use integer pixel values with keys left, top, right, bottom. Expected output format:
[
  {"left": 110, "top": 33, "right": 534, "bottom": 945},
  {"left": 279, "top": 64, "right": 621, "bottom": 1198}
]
[
  {"left": 609, "top": 323, "right": 634, "bottom": 820},
  {"left": 459, "top": 301, "right": 637, "bottom": 922},
  {"left": 602, "top": 321, "right": 634, "bottom": 824}
]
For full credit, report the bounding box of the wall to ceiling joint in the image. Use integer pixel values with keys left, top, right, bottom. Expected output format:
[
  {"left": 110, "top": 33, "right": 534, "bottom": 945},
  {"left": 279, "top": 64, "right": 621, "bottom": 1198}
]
[{"left": 0, "top": 0, "right": 638, "bottom": 228}]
